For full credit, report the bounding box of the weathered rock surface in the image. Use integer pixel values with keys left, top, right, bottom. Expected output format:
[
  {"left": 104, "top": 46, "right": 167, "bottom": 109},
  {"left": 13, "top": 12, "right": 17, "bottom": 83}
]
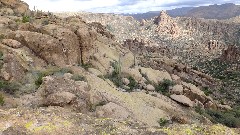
[
  {"left": 139, "top": 67, "right": 172, "bottom": 84},
  {"left": 155, "top": 11, "right": 180, "bottom": 38},
  {"left": 171, "top": 85, "right": 183, "bottom": 95},
  {"left": 37, "top": 74, "right": 90, "bottom": 112},
  {"left": 170, "top": 94, "right": 193, "bottom": 107},
  {"left": 96, "top": 102, "right": 130, "bottom": 120},
  {"left": 182, "top": 82, "right": 207, "bottom": 103},
  {"left": 220, "top": 45, "right": 240, "bottom": 63}
]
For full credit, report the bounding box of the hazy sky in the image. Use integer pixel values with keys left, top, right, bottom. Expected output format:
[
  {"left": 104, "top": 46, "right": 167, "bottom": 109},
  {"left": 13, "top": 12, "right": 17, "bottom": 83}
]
[{"left": 22, "top": 0, "right": 240, "bottom": 13}]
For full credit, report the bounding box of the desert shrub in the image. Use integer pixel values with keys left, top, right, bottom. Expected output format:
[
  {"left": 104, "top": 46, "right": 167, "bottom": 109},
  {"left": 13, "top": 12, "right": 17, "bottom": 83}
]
[
  {"left": 195, "top": 107, "right": 240, "bottom": 128},
  {"left": 35, "top": 68, "right": 73, "bottom": 88},
  {"left": 155, "top": 79, "right": 174, "bottom": 95},
  {"left": 105, "top": 61, "right": 123, "bottom": 87},
  {"left": 89, "top": 101, "right": 108, "bottom": 112},
  {"left": 0, "top": 34, "right": 5, "bottom": 41},
  {"left": 105, "top": 61, "right": 140, "bottom": 91},
  {"left": 202, "top": 87, "right": 213, "bottom": 96},
  {"left": 42, "top": 19, "right": 49, "bottom": 26},
  {"left": 0, "top": 51, "right": 3, "bottom": 59},
  {"left": 0, "top": 94, "right": 4, "bottom": 106},
  {"left": 71, "top": 74, "right": 86, "bottom": 81},
  {"left": 0, "top": 80, "right": 19, "bottom": 94},
  {"left": 158, "top": 118, "right": 169, "bottom": 127},
  {"left": 127, "top": 76, "right": 138, "bottom": 91},
  {"left": 81, "top": 63, "right": 93, "bottom": 70},
  {"left": 22, "top": 15, "right": 30, "bottom": 23},
  {"left": 138, "top": 69, "right": 152, "bottom": 85}
]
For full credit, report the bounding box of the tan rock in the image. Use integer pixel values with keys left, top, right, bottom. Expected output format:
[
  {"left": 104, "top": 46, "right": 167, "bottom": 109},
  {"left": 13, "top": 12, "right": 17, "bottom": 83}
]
[
  {"left": 170, "top": 94, "right": 193, "bottom": 107},
  {"left": 170, "top": 85, "right": 183, "bottom": 95},
  {"left": 96, "top": 102, "right": 130, "bottom": 120},
  {"left": 46, "top": 92, "right": 77, "bottom": 106},
  {"left": 146, "top": 84, "right": 155, "bottom": 91},
  {"left": 139, "top": 67, "right": 172, "bottom": 84},
  {"left": 182, "top": 82, "right": 207, "bottom": 103},
  {"left": 37, "top": 74, "right": 90, "bottom": 111},
  {"left": 122, "top": 78, "right": 130, "bottom": 86},
  {"left": 171, "top": 74, "right": 181, "bottom": 84},
  {"left": 88, "top": 68, "right": 103, "bottom": 76},
  {"left": 218, "top": 104, "right": 232, "bottom": 111},
  {"left": 122, "top": 67, "right": 142, "bottom": 82},
  {"left": 2, "top": 39, "right": 22, "bottom": 48},
  {"left": 204, "top": 101, "right": 217, "bottom": 110}
]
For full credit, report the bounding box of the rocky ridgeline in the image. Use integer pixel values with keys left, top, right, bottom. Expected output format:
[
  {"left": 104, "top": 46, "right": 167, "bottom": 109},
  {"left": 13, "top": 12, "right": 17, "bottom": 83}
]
[
  {"left": 72, "top": 10, "right": 240, "bottom": 67},
  {"left": 220, "top": 45, "right": 240, "bottom": 63}
]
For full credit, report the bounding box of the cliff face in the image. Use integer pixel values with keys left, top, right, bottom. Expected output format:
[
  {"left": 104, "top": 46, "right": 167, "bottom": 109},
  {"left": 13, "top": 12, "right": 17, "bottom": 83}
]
[
  {"left": 220, "top": 45, "right": 240, "bottom": 63},
  {"left": 0, "top": 0, "right": 30, "bottom": 16}
]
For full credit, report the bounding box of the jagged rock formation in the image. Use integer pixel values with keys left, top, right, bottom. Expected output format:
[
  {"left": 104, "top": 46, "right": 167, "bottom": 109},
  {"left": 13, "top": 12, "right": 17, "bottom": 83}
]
[
  {"left": 154, "top": 11, "right": 180, "bottom": 38},
  {"left": 73, "top": 11, "right": 240, "bottom": 67}
]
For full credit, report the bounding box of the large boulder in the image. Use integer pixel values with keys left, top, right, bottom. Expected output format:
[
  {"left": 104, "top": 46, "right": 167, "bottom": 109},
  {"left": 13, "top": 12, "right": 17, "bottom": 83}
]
[
  {"left": 42, "top": 24, "right": 81, "bottom": 65},
  {"left": 182, "top": 82, "right": 207, "bottom": 103},
  {"left": 170, "top": 85, "right": 183, "bottom": 95},
  {"left": 6, "top": 30, "right": 67, "bottom": 66},
  {"left": 122, "top": 67, "right": 143, "bottom": 82},
  {"left": 170, "top": 94, "right": 193, "bottom": 107},
  {"left": 139, "top": 67, "right": 172, "bottom": 84},
  {"left": 96, "top": 102, "right": 130, "bottom": 120},
  {"left": 1, "top": 39, "right": 22, "bottom": 48},
  {"left": 37, "top": 73, "right": 90, "bottom": 112},
  {"left": 0, "top": 51, "right": 26, "bottom": 82}
]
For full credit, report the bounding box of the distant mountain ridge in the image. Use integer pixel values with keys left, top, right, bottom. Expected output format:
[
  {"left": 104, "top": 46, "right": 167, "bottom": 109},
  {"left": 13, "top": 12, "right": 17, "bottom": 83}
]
[{"left": 124, "top": 3, "right": 240, "bottom": 20}]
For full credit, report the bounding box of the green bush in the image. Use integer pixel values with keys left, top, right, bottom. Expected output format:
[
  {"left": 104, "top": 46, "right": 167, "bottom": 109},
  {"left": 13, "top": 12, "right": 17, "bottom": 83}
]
[
  {"left": 0, "top": 94, "right": 4, "bottom": 106},
  {"left": 195, "top": 106, "right": 205, "bottom": 115},
  {"left": 128, "top": 76, "right": 138, "bottom": 91},
  {"left": 105, "top": 61, "right": 123, "bottom": 88},
  {"left": 105, "top": 61, "right": 139, "bottom": 92},
  {"left": 155, "top": 79, "right": 174, "bottom": 95},
  {"left": 0, "top": 34, "right": 5, "bottom": 41},
  {"left": 0, "top": 51, "right": 3, "bottom": 59},
  {"left": 0, "top": 80, "right": 19, "bottom": 94},
  {"left": 195, "top": 107, "right": 240, "bottom": 128},
  {"left": 22, "top": 15, "right": 30, "bottom": 23},
  {"left": 158, "top": 118, "right": 169, "bottom": 126},
  {"left": 42, "top": 19, "right": 49, "bottom": 26},
  {"left": 71, "top": 74, "right": 86, "bottom": 82},
  {"left": 35, "top": 68, "right": 74, "bottom": 88},
  {"left": 202, "top": 87, "right": 213, "bottom": 96}
]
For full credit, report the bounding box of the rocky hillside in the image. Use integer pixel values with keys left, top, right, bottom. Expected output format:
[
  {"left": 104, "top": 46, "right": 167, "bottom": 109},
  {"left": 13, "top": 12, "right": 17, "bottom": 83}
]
[
  {"left": 186, "top": 3, "right": 240, "bottom": 20},
  {"left": 0, "top": 0, "right": 240, "bottom": 134}
]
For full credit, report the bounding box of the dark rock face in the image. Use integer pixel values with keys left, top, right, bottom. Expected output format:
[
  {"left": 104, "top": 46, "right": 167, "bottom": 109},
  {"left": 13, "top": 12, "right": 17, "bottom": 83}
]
[{"left": 220, "top": 45, "right": 240, "bottom": 63}]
